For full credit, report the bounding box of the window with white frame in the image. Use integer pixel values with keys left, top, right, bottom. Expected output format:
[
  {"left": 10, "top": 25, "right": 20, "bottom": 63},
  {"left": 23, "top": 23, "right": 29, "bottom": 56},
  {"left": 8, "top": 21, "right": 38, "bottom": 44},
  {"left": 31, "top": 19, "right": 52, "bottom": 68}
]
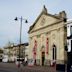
[{"left": 70, "top": 25, "right": 72, "bottom": 35}]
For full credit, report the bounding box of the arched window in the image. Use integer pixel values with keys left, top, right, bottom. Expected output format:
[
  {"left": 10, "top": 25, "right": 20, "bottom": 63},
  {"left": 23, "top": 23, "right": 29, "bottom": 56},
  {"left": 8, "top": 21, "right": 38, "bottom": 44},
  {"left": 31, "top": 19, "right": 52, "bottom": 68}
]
[{"left": 52, "top": 44, "right": 57, "bottom": 60}]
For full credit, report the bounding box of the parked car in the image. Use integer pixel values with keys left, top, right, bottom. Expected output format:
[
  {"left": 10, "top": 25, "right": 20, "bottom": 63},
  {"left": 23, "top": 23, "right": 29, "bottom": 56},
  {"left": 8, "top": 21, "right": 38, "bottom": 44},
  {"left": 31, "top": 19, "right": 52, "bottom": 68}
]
[{"left": 2, "top": 55, "right": 8, "bottom": 62}]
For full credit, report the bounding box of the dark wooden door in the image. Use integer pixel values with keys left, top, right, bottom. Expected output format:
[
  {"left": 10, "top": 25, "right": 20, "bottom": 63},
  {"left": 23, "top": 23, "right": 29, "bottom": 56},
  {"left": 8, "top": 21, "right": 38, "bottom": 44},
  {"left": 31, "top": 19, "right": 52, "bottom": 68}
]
[{"left": 42, "top": 52, "right": 45, "bottom": 66}]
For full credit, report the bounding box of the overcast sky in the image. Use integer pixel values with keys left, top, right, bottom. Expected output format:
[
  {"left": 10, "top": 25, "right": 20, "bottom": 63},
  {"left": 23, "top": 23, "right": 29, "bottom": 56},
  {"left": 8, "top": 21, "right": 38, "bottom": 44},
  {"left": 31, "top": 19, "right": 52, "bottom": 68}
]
[{"left": 0, "top": 0, "right": 72, "bottom": 47}]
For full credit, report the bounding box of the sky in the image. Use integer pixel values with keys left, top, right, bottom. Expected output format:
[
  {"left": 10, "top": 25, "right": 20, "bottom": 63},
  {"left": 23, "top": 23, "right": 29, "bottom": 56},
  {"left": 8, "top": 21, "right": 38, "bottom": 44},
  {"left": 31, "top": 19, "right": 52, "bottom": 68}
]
[{"left": 0, "top": 0, "right": 72, "bottom": 48}]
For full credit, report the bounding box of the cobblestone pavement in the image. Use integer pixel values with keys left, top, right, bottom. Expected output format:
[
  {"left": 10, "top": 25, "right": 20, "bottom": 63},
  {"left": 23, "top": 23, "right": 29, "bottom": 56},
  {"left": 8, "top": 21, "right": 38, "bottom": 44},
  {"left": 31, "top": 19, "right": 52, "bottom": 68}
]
[
  {"left": 19, "top": 65, "right": 56, "bottom": 72},
  {"left": 0, "top": 63, "right": 65, "bottom": 72},
  {"left": 19, "top": 65, "right": 65, "bottom": 72}
]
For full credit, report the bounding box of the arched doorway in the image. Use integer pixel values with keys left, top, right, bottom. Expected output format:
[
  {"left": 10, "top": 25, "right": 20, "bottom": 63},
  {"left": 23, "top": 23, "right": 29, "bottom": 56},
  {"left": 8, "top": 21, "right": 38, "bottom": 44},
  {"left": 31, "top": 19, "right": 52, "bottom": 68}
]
[
  {"left": 51, "top": 45, "right": 57, "bottom": 66},
  {"left": 42, "top": 52, "right": 45, "bottom": 66},
  {"left": 52, "top": 44, "right": 56, "bottom": 60}
]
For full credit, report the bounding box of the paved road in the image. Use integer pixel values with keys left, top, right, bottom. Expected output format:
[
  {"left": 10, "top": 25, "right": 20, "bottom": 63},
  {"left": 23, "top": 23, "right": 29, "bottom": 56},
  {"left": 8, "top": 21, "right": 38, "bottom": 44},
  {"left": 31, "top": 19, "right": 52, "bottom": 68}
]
[
  {"left": 0, "top": 62, "right": 19, "bottom": 72},
  {"left": 0, "top": 62, "right": 61, "bottom": 72},
  {"left": 22, "top": 66, "right": 56, "bottom": 72}
]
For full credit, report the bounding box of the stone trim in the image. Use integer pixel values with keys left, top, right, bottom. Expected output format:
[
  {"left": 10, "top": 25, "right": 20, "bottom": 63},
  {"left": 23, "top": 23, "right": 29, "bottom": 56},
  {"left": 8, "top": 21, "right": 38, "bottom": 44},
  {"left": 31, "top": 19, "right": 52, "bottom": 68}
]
[
  {"left": 56, "top": 60, "right": 65, "bottom": 64},
  {"left": 44, "top": 59, "right": 51, "bottom": 66},
  {"left": 36, "top": 59, "right": 40, "bottom": 65},
  {"left": 30, "top": 20, "right": 63, "bottom": 33}
]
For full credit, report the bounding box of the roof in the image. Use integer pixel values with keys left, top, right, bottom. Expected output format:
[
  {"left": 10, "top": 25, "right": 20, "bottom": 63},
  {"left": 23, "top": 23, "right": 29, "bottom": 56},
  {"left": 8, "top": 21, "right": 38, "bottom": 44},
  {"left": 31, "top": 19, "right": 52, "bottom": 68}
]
[
  {"left": 28, "top": 5, "right": 67, "bottom": 33},
  {"left": 4, "top": 42, "right": 29, "bottom": 49},
  {"left": 17, "top": 43, "right": 29, "bottom": 46},
  {"left": 66, "top": 19, "right": 72, "bottom": 24}
]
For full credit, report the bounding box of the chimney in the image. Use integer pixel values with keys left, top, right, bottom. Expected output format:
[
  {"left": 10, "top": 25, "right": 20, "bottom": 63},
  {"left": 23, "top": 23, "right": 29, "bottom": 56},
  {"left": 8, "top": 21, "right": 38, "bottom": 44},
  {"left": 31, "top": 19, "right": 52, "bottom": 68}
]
[{"left": 59, "top": 11, "right": 67, "bottom": 22}]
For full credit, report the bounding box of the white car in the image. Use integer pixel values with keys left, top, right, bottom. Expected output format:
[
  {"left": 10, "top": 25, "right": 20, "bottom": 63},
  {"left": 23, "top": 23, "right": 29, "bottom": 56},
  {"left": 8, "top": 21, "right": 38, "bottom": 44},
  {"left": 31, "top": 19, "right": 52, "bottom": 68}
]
[{"left": 2, "top": 55, "right": 8, "bottom": 62}]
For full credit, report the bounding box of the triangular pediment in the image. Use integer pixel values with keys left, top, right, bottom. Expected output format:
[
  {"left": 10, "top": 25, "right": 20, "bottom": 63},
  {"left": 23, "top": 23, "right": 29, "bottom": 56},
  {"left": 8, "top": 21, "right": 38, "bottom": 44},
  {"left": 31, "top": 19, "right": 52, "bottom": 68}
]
[
  {"left": 28, "top": 6, "right": 65, "bottom": 33},
  {"left": 32, "top": 14, "right": 61, "bottom": 32}
]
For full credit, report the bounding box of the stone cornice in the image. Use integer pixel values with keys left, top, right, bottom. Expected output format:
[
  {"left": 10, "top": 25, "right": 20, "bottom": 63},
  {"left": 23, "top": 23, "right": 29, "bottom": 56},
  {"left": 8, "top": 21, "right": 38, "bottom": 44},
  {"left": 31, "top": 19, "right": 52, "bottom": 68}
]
[
  {"left": 29, "top": 26, "right": 64, "bottom": 38},
  {"left": 29, "top": 20, "right": 64, "bottom": 34}
]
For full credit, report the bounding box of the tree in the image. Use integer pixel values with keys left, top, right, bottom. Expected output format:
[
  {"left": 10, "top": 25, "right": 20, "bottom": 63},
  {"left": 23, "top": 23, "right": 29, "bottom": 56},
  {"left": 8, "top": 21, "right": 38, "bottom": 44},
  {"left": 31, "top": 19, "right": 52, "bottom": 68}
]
[{"left": 0, "top": 49, "right": 3, "bottom": 54}]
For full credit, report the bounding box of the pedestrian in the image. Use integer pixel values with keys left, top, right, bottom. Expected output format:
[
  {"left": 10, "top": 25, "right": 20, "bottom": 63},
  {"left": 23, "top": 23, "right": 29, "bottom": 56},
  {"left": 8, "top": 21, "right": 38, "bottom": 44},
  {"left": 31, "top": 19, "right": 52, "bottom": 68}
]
[{"left": 25, "top": 57, "right": 28, "bottom": 65}]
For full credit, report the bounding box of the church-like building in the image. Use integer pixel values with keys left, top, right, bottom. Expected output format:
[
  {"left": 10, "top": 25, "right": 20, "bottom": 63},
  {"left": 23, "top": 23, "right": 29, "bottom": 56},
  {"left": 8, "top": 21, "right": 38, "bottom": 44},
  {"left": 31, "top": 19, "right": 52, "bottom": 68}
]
[{"left": 28, "top": 6, "right": 67, "bottom": 66}]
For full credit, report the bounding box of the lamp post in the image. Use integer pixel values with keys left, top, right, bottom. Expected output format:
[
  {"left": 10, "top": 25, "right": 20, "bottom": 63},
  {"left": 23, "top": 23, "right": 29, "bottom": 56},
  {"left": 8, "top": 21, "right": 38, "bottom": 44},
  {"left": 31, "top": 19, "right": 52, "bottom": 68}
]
[{"left": 14, "top": 16, "right": 28, "bottom": 67}]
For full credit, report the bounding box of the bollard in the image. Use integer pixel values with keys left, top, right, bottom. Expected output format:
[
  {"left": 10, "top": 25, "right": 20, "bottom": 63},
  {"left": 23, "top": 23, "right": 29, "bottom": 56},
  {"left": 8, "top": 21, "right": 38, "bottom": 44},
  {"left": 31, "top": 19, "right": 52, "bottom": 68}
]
[{"left": 18, "top": 63, "right": 20, "bottom": 68}]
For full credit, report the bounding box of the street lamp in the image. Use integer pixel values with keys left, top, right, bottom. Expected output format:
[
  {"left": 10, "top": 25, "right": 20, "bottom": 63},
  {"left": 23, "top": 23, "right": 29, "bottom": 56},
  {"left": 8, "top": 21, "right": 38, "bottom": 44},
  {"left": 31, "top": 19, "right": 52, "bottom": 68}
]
[{"left": 14, "top": 16, "right": 28, "bottom": 67}]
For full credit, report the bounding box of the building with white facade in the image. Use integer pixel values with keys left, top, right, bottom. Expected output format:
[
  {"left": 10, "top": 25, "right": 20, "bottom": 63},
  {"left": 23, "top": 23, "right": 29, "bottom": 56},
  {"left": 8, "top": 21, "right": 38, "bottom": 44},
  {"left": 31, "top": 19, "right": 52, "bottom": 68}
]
[
  {"left": 65, "top": 19, "right": 72, "bottom": 72},
  {"left": 28, "top": 6, "right": 67, "bottom": 66},
  {"left": 66, "top": 19, "right": 72, "bottom": 52},
  {"left": 3, "top": 43, "right": 29, "bottom": 62}
]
